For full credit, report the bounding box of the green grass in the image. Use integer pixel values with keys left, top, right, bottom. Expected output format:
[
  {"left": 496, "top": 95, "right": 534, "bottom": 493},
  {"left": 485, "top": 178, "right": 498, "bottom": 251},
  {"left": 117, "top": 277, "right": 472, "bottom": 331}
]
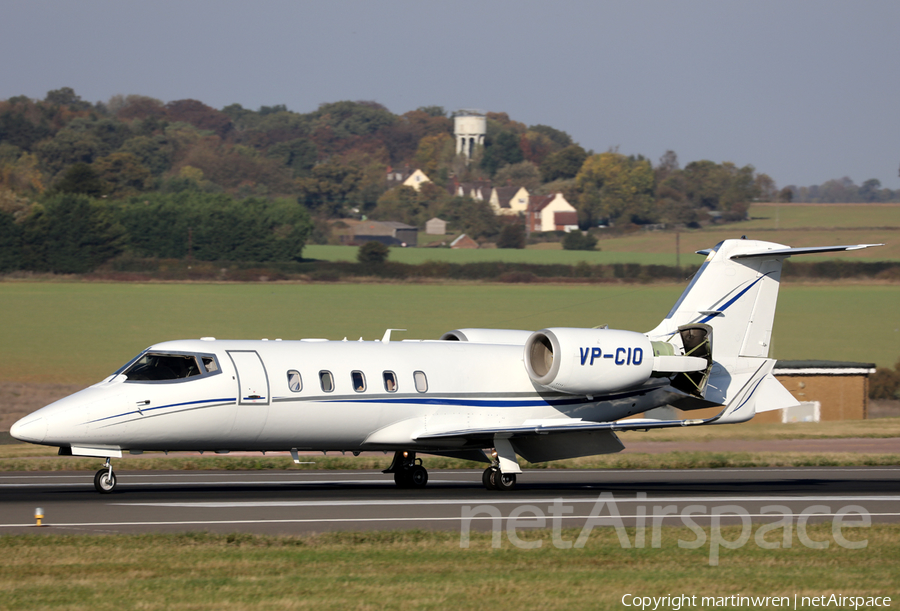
[
  {"left": 0, "top": 528, "right": 896, "bottom": 610},
  {"left": 592, "top": 229, "right": 898, "bottom": 264},
  {"left": 1, "top": 450, "right": 898, "bottom": 472},
  {"left": 305, "top": 243, "right": 675, "bottom": 265},
  {"left": 307, "top": 204, "right": 900, "bottom": 265},
  {"left": 1, "top": 282, "right": 898, "bottom": 384},
  {"left": 744, "top": 203, "right": 900, "bottom": 230}
]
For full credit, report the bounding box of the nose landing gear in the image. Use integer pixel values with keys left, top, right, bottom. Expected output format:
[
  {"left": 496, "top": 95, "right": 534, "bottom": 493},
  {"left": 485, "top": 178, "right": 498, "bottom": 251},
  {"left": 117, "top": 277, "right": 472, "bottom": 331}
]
[{"left": 93, "top": 458, "right": 117, "bottom": 493}]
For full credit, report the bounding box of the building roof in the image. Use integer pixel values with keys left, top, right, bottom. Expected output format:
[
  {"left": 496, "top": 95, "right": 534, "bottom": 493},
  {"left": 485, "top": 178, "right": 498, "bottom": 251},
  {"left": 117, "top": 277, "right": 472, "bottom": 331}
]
[
  {"left": 528, "top": 194, "right": 553, "bottom": 212},
  {"left": 450, "top": 234, "right": 479, "bottom": 249},
  {"left": 377, "top": 221, "right": 418, "bottom": 231},
  {"left": 337, "top": 219, "right": 417, "bottom": 236},
  {"left": 493, "top": 186, "right": 520, "bottom": 207},
  {"left": 774, "top": 360, "right": 877, "bottom": 375}
]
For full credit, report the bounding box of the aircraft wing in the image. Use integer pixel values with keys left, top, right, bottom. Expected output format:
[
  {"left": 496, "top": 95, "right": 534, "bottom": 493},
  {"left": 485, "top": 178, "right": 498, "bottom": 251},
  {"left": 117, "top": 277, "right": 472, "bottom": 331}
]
[{"left": 415, "top": 358, "right": 779, "bottom": 449}]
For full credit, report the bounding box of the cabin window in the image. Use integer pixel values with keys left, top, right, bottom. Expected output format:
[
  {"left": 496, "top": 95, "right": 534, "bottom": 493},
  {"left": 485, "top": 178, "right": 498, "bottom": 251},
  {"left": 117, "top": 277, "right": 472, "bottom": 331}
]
[
  {"left": 287, "top": 370, "right": 302, "bottom": 392},
  {"left": 383, "top": 371, "right": 398, "bottom": 392},
  {"left": 124, "top": 353, "right": 202, "bottom": 381},
  {"left": 351, "top": 371, "right": 366, "bottom": 392},
  {"left": 413, "top": 370, "right": 428, "bottom": 393},
  {"left": 319, "top": 370, "right": 334, "bottom": 393}
]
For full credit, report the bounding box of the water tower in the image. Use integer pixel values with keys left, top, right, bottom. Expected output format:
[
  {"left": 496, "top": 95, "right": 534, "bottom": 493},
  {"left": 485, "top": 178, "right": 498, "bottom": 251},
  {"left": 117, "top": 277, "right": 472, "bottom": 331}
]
[{"left": 454, "top": 110, "right": 486, "bottom": 160}]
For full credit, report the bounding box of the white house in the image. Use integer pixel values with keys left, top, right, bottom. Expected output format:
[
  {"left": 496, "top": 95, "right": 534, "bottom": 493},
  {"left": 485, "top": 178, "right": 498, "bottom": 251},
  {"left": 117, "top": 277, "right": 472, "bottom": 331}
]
[
  {"left": 527, "top": 193, "right": 579, "bottom": 232},
  {"left": 490, "top": 186, "right": 530, "bottom": 216},
  {"left": 386, "top": 167, "right": 432, "bottom": 192}
]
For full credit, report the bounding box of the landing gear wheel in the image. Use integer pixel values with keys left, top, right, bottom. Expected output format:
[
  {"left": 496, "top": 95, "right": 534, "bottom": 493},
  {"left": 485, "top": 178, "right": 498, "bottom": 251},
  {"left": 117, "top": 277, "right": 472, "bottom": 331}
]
[
  {"left": 482, "top": 467, "right": 498, "bottom": 490},
  {"left": 408, "top": 465, "right": 428, "bottom": 488},
  {"left": 490, "top": 469, "right": 516, "bottom": 492},
  {"left": 94, "top": 468, "right": 116, "bottom": 493},
  {"left": 394, "top": 470, "right": 410, "bottom": 488}
]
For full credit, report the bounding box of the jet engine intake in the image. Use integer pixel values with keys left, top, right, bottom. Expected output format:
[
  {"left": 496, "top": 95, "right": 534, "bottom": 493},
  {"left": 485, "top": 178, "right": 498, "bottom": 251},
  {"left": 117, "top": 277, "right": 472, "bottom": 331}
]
[{"left": 523, "top": 328, "right": 655, "bottom": 394}]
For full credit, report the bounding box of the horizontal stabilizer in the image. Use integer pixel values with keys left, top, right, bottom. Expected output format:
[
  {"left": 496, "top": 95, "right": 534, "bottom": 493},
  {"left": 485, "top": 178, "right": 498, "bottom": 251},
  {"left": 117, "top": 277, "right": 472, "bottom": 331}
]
[
  {"left": 730, "top": 243, "right": 883, "bottom": 259},
  {"left": 754, "top": 373, "right": 801, "bottom": 413}
]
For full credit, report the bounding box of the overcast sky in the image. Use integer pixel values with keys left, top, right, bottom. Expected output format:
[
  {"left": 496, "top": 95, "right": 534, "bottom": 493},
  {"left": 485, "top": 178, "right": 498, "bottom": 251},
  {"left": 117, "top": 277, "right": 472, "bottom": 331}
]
[{"left": 2, "top": 0, "right": 898, "bottom": 189}]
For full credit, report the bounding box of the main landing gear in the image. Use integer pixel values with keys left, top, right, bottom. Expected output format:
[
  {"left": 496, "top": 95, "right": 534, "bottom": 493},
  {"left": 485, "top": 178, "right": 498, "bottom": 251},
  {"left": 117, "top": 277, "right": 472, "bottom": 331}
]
[
  {"left": 384, "top": 451, "right": 428, "bottom": 488},
  {"left": 93, "top": 458, "right": 117, "bottom": 494},
  {"left": 482, "top": 466, "right": 516, "bottom": 491},
  {"left": 480, "top": 441, "right": 520, "bottom": 491}
]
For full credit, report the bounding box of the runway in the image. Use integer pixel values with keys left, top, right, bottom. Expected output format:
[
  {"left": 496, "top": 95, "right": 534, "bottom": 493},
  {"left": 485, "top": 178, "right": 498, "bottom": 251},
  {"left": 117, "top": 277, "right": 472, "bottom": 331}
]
[{"left": 1, "top": 468, "right": 898, "bottom": 536}]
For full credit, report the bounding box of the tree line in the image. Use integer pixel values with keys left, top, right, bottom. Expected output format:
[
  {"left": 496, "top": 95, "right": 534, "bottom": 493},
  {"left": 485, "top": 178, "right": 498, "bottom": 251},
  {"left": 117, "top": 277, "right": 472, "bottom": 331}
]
[
  {"left": 2, "top": 87, "right": 896, "bottom": 273},
  {"left": 786, "top": 177, "right": 900, "bottom": 204},
  {"left": 0, "top": 191, "right": 312, "bottom": 274}
]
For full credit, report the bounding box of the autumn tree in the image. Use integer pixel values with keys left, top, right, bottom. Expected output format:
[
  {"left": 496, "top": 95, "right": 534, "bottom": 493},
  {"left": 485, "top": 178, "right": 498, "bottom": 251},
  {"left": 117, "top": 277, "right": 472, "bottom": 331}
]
[
  {"left": 297, "top": 159, "right": 364, "bottom": 217},
  {"left": 436, "top": 196, "right": 499, "bottom": 239},
  {"left": 411, "top": 133, "right": 455, "bottom": 183},
  {"left": 493, "top": 161, "right": 542, "bottom": 191},
  {"left": 575, "top": 152, "right": 655, "bottom": 227},
  {"left": 681, "top": 160, "right": 758, "bottom": 221},
  {"left": 540, "top": 145, "right": 587, "bottom": 182},
  {"left": 165, "top": 99, "right": 233, "bottom": 138},
  {"left": 93, "top": 152, "right": 152, "bottom": 196},
  {"left": 370, "top": 182, "right": 446, "bottom": 227}
]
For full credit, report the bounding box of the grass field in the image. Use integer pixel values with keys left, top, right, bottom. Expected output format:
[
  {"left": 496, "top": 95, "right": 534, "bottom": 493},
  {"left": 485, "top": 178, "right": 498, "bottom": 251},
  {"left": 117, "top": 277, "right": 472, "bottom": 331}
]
[
  {"left": 1, "top": 527, "right": 895, "bottom": 610},
  {"left": 306, "top": 203, "right": 900, "bottom": 266},
  {"left": 1, "top": 282, "right": 898, "bottom": 385},
  {"left": 1, "top": 451, "right": 898, "bottom": 472},
  {"left": 743, "top": 203, "right": 900, "bottom": 230}
]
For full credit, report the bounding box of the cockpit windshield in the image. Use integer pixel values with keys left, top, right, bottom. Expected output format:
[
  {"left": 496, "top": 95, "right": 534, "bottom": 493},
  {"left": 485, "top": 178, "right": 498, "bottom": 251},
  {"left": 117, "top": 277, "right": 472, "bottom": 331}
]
[{"left": 121, "top": 352, "right": 218, "bottom": 382}]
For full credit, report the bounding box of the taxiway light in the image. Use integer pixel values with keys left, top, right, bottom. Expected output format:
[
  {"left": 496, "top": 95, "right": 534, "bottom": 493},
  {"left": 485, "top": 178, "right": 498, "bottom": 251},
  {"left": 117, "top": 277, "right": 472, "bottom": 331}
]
[{"left": 34, "top": 508, "right": 45, "bottom": 527}]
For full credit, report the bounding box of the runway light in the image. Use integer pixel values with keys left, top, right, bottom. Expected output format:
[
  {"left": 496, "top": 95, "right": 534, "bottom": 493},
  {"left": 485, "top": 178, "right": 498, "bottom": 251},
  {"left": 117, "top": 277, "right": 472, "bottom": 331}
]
[{"left": 34, "top": 508, "right": 45, "bottom": 527}]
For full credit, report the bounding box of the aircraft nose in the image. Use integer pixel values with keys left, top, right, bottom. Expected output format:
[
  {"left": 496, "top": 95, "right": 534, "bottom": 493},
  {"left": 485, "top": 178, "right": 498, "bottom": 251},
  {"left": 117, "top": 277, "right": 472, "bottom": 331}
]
[{"left": 10, "top": 415, "right": 46, "bottom": 444}]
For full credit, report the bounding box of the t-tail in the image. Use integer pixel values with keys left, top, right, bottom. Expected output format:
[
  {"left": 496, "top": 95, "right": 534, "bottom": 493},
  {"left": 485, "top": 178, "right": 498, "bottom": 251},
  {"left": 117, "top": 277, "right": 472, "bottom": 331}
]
[{"left": 645, "top": 238, "right": 882, "bottom": 424}]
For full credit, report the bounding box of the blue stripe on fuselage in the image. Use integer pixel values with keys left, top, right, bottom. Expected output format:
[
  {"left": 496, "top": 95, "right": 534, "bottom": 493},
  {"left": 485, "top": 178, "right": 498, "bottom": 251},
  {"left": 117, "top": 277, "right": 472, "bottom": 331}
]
[{"left": 85, "top": 397, "right": 237, "bottom": 425}]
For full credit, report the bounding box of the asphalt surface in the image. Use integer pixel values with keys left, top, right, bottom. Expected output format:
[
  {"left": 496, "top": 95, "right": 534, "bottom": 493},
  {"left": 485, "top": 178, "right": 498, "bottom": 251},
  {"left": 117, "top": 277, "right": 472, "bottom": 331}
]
[{"left": 1, "top": 468, "right": 898, "bottom": 536}]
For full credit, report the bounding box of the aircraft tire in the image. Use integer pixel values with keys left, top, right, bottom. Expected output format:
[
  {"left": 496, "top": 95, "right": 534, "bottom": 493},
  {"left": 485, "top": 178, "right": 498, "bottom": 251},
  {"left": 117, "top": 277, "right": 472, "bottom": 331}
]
[
  {"left": 490, "top": 470, "right": 516, "bottom": 492},
  {"left": 482, "top": 467, "right": 498, "bottom": 490},
  {"left": 94, "top": 469, "right": 116, "bottom": 494},
  {"left": 393, "top": 470, "right": 410, "bottom": 488},
  {"left": 408, "top": 465, "right": 428, "bottom": 488}
]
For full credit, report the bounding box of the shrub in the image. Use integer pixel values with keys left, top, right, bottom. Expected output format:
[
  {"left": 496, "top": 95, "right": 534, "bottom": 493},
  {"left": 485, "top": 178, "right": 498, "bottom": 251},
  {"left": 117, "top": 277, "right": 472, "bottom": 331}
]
[
  {"left": 869, "top": 359, "right": 900, "bottom": 400},
  {"left": 357, "top": 241, "right": 390, "bottom": 264},
  {"left": 562, "top": 231, "right": 598, "bottom": 251},
  {"left": 496, "top": 224, "right": 525, "bottom": 249}
]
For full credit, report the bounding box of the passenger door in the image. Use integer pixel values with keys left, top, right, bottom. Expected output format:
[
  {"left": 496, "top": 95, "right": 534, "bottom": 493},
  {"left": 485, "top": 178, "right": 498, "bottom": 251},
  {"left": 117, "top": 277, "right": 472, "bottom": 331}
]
[{"left": 227, "top": 350, "right": 270, "bottom": 440}]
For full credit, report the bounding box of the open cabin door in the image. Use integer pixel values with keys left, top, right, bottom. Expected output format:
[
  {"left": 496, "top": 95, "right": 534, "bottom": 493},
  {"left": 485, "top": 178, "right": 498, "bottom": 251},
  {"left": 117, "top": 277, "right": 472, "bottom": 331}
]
[{"left": 227, "top": 350, "right": 270, "bottom": 441}]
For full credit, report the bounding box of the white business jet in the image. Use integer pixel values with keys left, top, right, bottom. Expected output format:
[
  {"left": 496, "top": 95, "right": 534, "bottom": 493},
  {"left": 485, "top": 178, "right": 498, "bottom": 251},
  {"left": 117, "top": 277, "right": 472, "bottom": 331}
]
[{"left": 11, "top": 238, "right": 881, "bottom": 493}]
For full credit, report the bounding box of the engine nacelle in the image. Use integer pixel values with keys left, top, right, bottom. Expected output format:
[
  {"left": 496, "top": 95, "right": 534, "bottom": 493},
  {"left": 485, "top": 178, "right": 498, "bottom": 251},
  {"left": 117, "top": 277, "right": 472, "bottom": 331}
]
[
  {"left": 440, "top": 328, "right": 534, "bottom": 345},
  {"left": 524, "top": 327, "right": 654, "bottom": 394}
]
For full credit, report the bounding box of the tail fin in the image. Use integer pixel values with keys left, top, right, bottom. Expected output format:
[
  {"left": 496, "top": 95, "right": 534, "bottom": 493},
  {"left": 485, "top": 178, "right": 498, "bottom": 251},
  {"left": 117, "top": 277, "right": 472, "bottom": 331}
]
[{"left": 647, "top": 238, "right": 882, "bottom": 412}]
